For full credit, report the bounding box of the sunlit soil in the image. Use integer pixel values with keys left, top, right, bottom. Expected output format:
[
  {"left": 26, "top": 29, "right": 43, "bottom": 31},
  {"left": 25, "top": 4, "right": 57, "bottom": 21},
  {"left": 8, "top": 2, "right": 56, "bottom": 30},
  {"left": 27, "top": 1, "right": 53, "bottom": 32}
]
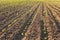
[{"left": 0, "top": 0, "right": 60, "bottom": 40}]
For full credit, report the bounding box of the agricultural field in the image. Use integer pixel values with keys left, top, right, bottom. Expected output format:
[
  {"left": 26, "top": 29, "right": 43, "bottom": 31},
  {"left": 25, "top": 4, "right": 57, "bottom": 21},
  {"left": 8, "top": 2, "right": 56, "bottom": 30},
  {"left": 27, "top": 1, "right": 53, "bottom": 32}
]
[{"left": 0, "top": 0, "right": 60, "bottom": 40}]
